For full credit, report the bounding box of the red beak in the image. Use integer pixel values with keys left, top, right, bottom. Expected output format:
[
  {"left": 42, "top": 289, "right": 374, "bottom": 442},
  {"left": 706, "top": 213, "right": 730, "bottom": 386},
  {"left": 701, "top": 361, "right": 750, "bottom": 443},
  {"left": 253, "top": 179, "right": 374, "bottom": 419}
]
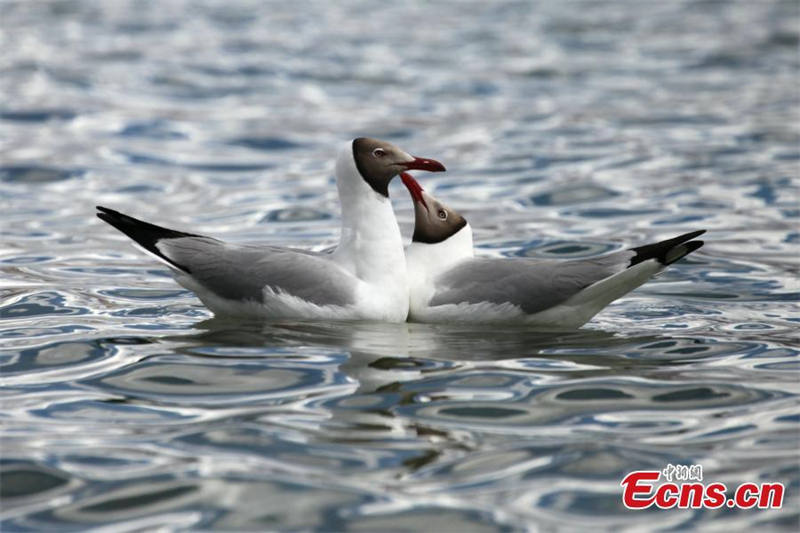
[
  {"left": 400, "top": 156, "right": 446, "bottom": 173},
  {"left": 400, "top": 172, "right": 428, "bottom": 208}
]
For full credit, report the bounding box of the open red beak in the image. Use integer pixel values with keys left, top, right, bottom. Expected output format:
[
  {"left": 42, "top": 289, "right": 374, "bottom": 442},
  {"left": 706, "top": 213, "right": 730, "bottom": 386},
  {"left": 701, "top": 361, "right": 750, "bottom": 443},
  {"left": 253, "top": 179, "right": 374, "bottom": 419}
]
[
  {"left": 400, "top": 172, "right": 428, "bottom": 208},
  {"left": 400, "top": 156, "right": 446, "bottom": 173}
]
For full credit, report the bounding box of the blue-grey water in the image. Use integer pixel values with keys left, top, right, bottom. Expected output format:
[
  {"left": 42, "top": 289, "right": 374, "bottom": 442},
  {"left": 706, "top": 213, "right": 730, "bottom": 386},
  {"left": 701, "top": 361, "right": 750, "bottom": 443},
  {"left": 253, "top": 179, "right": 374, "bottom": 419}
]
[{"left": 1, "top": 1, "right": 798, "bottom": 531}]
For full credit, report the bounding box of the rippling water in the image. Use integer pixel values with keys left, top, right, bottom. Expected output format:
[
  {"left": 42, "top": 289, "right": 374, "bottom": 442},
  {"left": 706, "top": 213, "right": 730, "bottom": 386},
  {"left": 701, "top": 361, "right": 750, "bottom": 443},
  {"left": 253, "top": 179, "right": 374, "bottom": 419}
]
[{"left": 2, "top": 1, "right": 799, "bottom": 530}]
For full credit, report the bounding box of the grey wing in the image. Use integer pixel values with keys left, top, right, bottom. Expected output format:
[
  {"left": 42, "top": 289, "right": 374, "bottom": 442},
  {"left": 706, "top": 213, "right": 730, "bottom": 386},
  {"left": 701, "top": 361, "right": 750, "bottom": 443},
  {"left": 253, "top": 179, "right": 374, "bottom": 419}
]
[
  {"left": 430, "top": 252, "right": 634, "bottom": 314},
  {"left": 159, "top": 237, "right": 356, "bottom": 306}
]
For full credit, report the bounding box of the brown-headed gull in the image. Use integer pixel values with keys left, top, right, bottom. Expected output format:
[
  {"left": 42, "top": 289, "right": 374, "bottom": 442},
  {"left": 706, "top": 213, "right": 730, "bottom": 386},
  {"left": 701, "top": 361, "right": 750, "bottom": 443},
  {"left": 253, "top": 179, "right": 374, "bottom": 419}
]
[
  {"left": 400, "top": 172, "right": 705, "bottom": 328},
  {"left": 97, "top": 138, "right": 445, "bottom": 322}
]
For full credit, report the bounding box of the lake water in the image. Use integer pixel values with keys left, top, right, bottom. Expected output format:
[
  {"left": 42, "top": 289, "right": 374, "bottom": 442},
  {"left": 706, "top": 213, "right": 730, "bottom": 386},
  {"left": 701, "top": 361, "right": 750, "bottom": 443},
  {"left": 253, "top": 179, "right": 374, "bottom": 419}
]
[{"left": 1, "top": 1, "right": 798, "bottom": 530}]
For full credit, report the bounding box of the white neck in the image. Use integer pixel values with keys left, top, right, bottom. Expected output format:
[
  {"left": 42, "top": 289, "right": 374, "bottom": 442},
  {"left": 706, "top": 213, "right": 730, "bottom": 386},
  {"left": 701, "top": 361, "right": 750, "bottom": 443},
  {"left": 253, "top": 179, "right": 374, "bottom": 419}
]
[
  {"left": 332, "top": 143, "right": 406, "bottom": 284},
  {"left": 406, "top": 223, "right": 474, "bottom": 283}
]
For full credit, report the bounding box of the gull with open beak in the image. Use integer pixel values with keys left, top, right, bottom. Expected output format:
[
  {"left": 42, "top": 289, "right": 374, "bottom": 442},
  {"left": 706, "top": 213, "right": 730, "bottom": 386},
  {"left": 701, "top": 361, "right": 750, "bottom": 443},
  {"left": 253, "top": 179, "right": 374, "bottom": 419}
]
[
  {"left": 96, "top": 138, "right": 445, "bottom": 322},
  {"left": 401, "top": 172, "right": 705, "bottom": 328}
]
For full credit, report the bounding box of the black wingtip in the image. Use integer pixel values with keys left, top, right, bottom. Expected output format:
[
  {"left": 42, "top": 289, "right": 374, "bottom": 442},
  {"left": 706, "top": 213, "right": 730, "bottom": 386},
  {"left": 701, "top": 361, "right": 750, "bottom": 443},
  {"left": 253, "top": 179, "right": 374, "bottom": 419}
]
[
  {"left": 681, "top": 229, "right": 706, "bottom": 241},
  {"left": 684, "top": 240, "right": 705, "bottom": 254},
  {"left": 629, "top": 230, "right": 707, "bottom": 267},
  {"left": 95, "top": 205, "right": 198, "bottom": 273},
  {"left": 96, "top": 205, "right": 116, "bottom": 223}
]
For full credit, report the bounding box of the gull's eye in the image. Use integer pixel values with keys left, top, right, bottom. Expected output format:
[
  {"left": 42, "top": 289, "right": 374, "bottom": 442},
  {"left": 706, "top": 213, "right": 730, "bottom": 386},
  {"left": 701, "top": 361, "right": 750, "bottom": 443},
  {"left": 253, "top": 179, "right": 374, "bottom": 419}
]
[
  {"left": 372, "top": 148, "right": 387, "bottom": 158},
  {"left": 437, "top": 209, "right": 447, "bottom": 220}
]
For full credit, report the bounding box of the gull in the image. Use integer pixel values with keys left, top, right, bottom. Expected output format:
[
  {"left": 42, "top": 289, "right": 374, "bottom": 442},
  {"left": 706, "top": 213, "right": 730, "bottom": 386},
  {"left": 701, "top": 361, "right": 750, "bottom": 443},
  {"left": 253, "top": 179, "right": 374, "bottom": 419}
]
[
  {"left": 96, "top": 138, "right": 445, "bottom": 322},
  {"left": 400, "top": 172, "right": 705, "bottom": 328}
]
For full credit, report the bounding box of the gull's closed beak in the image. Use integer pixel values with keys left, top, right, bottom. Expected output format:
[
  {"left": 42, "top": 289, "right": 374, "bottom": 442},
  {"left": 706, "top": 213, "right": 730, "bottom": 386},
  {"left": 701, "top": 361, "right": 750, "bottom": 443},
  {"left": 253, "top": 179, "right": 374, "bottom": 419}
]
[
  {"left": 399, "top": 156, "right": 445, "bottom": 173},
  {"left": 400, "top": 172, "right": 428, "bottom": 208}
]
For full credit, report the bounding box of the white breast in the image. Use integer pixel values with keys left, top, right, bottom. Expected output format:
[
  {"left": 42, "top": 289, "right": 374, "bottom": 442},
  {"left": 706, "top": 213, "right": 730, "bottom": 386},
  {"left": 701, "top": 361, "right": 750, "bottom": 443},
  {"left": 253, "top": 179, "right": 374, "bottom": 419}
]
[{"left": 405, "top": 224, "right": 474, "bottom": 319}]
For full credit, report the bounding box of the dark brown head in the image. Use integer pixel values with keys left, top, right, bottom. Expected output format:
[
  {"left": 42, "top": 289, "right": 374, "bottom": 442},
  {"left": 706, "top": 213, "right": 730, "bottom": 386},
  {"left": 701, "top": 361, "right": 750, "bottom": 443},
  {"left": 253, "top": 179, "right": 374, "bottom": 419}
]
[
  {"left": 401, "top": 172, "right": 468, "bottom": 244},
  {"left": 352, "top": 137, "right": 446, "bottom": 197}
]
